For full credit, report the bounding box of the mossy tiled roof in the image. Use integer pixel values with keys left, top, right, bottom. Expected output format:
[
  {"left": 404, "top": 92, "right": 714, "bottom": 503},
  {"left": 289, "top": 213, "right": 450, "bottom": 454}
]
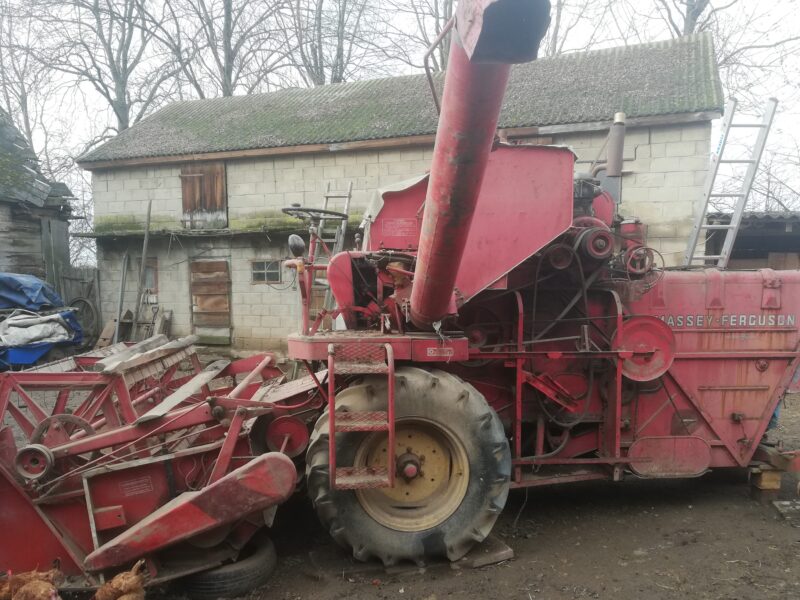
[
  {"left": 80, "top": 33, "right": 723, "bottom": 164},
  {"left": 0, "top": 108, "right": 74, "bottom": 211},
  {"left": 0, "top": 109, "right": 50, "bottom": 206}
]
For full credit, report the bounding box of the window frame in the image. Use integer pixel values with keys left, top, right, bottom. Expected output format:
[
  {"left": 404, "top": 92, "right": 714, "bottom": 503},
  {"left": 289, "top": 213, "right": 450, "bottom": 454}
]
[{"left": 250, "top": 259, "right": 282, "bottom": 284}]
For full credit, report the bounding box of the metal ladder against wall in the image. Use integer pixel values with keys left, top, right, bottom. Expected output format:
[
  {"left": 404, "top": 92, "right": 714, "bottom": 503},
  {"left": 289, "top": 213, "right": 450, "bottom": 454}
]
[
  {"left": 316, "top": 181, "right": 353, "bottom": 311},
  {"left": 683, "top": 97, "right": 778, "bottom": 268}
]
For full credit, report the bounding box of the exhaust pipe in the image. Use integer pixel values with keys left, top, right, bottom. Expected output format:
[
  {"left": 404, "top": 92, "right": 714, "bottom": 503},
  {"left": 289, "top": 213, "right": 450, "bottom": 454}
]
[
  {"left": 410, "top": 0, "right": 552, "bottom": 329},
  {"left": 603, "top": 111, "right": 626, "bottom": 204}
]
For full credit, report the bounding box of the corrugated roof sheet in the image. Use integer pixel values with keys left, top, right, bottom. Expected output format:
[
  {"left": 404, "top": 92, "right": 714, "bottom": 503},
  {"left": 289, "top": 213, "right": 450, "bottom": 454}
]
[
  {"left": 80, "top": 33, "right": 723, "bottom": 164},
  {"left": 709, "top": 211, "right": 800, "bottom": 223}
]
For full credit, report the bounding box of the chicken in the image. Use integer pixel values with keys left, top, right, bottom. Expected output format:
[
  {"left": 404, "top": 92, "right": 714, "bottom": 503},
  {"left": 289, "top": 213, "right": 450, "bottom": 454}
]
[
  {"left": 0, "top": 569, "right": 64, "bottom": 600},
  {"left": 92, "top": 560, "right": 147, "bottom": 600},
  {"left": 10, "top": 580, "right": 60, "bottom": 600}
]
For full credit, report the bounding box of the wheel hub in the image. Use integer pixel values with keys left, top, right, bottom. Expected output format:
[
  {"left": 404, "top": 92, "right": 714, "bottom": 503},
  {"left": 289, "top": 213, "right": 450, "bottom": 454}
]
[
  {"left": 397, "top": 452, "right": 421, "bottom": 480},
  {"left": 353, "top": 420, "right": 469, "bottom": 532},
  {"left": 15, "top": 444, "right": 55, "bottom": 480}
]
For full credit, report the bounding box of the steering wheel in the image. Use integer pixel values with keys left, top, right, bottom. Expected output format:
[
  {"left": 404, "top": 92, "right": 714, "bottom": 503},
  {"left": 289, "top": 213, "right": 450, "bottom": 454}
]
[{"left": 282, "top": 206, "right": 348, "bottom": 222}]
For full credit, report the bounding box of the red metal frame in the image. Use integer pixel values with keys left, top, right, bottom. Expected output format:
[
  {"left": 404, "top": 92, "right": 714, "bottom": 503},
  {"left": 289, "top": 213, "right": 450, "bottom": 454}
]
[{"left": 0, "top": 341, "right": 313, "bottom": 586}]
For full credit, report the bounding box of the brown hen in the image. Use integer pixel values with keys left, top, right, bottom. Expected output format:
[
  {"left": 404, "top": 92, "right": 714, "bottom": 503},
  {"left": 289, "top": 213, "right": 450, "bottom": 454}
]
[
  {"left": 10, "top": 580, "right": 60, "bottom": 600},
  {"left": 0, "top": 569, "right": 64, "bottom": 600},
  {"left": 92, "top": 560, "right": 146, "bottom": 600}
]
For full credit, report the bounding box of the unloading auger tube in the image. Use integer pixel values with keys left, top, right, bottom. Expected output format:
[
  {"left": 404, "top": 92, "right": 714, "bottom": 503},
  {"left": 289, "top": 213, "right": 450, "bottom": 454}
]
[{"left": 409, "top": 0, "right": 552, "bottom": 329}]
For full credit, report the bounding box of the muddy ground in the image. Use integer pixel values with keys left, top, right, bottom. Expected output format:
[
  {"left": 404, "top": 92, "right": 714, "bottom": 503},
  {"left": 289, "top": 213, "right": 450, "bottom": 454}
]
[{"left": 198, "top": 399, "right": 800, "bottom": 600}]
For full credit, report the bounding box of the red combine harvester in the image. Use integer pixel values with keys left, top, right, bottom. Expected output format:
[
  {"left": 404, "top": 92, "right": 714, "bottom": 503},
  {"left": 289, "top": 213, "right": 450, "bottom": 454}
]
[{"left": 1, "top": 0, "right": 799, "bottom": 593}]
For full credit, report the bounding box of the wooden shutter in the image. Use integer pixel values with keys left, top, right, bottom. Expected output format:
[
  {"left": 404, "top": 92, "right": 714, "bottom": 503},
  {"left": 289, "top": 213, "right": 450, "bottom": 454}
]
[{"left": 180, "top": 162, "right": 228, "bottom": 229}]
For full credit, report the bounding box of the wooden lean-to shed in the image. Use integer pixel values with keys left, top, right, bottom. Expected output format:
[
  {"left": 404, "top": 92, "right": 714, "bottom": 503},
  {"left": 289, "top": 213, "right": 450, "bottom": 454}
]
[{"left": 0, "top": 108, "right": 73, "bottom": 287}]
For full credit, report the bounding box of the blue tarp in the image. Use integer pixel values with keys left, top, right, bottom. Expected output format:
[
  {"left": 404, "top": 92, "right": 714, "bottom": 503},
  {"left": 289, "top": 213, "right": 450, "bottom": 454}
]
[
  {"left": 0, "top": 311, "right": 82, "bottom": 368},
  {"left": 0, "top": 273, "right": 82, "bottom": 368},
  {"left": 0, "top": 272, "right": 65, "bottom": 310},
  {"left": 1, "top": 343, "right": 54, "bottom": 366}
]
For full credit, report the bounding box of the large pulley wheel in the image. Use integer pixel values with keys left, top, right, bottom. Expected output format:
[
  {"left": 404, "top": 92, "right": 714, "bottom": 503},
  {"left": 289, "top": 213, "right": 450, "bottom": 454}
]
[
  {"left": 306, "top": 367, "right": 511, "bottom": 565},
  {"left": 16, "top": 414, "right": 99, "bottom": 481}
]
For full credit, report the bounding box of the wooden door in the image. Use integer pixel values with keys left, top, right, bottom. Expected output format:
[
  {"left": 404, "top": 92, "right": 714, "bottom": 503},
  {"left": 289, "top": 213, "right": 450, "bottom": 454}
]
[{"left": 190, "top": 260, "right": 231, "bottom": 345}]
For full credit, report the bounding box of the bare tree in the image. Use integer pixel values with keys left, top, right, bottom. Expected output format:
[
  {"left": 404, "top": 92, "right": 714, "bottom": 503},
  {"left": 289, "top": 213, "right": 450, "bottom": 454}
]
[
  {"left": 29, "top": 0, "right": 180, "bottom": 134},
  {"left": 543, "top": 0, "right": 616, "bottom": 57},
  {"left": 617, "top": 1, "right": 800, "bottom": 108},
  {"left": 380, "top": 0, "right": 454, "bottom": 71},
  {"left": 382, "top": 0, "right": 614, "bottom": 69},
  {"left": 0, "top": 0, "right": 54, "bottom": 149},
  {"left": 282, "top": 0, "right": 388, "bottom": 86},
  {"left": 150, "top": 0, "right": 290, "bottom": 98},
  {"left": 61, "top": 170, "right": 97, "bottom": 265}
]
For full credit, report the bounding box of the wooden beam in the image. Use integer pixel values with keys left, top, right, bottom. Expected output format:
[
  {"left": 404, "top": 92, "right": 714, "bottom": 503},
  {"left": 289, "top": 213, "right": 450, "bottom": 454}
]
[
  {"left": 101, "top": 335, "right": 199, "bottom": 374},
  {"left": 94, "top": 335, "right": 168, "bottom": 371},
  {"left": 135, "top": 359, "right": 230, "bottom": 423}
]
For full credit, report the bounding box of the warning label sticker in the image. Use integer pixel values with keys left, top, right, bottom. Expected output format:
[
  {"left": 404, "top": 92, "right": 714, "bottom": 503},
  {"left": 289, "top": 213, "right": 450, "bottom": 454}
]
[
  {"left": 382, "top": 218, "right": 417, "bottom": 237},
  {"left": 120, "top": 476, "right": 154, "bottom": 497},
  {"left": 426, "top": 347, "right": 455, "bottom": 358}
]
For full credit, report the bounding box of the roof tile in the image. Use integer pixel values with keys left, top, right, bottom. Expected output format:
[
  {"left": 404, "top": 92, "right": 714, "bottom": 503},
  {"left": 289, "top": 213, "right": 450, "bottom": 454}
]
[{"left": 80, "top": 33, "right": 723, "bottom": 164}]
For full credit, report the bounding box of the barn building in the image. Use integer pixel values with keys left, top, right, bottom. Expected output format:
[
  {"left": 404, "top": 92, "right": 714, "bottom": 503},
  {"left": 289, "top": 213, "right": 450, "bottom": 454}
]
[{"left": 78, "top": 33, "right": 724, "bottom": 351}]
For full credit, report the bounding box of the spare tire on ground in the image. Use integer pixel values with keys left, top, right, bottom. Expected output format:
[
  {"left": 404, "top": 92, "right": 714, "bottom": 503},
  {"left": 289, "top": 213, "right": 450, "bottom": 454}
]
[{"left": 180, "top": 532, "right": 277, "bottom": 600}]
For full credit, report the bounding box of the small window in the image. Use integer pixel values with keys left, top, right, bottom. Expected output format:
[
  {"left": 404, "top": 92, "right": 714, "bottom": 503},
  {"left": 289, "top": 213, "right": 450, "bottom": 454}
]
[{"left": 251, "top": 260, "right": 282, "bottom": 284}]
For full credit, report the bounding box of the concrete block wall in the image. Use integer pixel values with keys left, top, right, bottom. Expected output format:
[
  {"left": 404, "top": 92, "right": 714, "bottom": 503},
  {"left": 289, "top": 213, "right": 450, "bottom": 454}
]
[
  {"left": 92, "top": 121, "right": 710, "bottom": 265},
  {"left": 93, "top": 166, "right": 184, "bottom": 231},
  {"left": 92, "top": 148, "right": 435, "bottom": 233},
  {"left": 551, "top": 121, "right": 712, "bottom": 266},
  {"left": 97, "top": 234, "right": 299, "bottom": 351},
  {"left": 224, "top": 149, "right": 432, "bottom": 223}
]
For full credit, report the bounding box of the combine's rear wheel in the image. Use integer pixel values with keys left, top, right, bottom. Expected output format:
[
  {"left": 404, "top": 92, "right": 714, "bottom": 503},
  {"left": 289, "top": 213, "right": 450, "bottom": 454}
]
[{"left": 306, "top": 367, "right": 510, "bottom": 565}]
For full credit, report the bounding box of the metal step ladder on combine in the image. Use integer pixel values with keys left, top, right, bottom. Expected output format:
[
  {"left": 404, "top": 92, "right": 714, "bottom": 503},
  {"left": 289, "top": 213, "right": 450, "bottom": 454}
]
[
  {"left": 327, "top": 343, "right": 396, "bottom": 490},
  {"left": 315, "top": 182, "right": 353, "bottom": 312},
  {"left": 683, "top": 97, "right": 778, "bottom": 268}
]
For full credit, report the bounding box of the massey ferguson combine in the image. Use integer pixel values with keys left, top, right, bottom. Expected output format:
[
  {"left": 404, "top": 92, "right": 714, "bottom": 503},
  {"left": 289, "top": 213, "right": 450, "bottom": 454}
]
[{"left": 1, "top": 0, "right": 799, "bottom": 594}]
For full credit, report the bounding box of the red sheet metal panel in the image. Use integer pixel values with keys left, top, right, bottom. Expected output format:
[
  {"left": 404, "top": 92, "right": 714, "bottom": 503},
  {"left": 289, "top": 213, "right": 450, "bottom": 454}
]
[
  {"left": 367, "top": 145, "right": 574, "bottom": 304},
  {"left": 628, "top": 436, "right": 711, "bottom": 478},
  {"left": 84, "top": 452, "right": 297, "bottom": 571},
  {"left": 627, "top": 269, "right": 800, "bottom": 467},
  {"left": 455, "top": 145, "right": 574, "bottom": 301},
  {"left": 0, "top": 469, "right": 84, "bottom": 575}
]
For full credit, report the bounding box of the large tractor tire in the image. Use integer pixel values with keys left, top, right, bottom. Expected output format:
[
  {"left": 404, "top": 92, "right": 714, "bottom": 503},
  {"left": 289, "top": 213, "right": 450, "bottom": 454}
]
[{"left": 306, "top": 367, "right": 511, "bottom": 565}]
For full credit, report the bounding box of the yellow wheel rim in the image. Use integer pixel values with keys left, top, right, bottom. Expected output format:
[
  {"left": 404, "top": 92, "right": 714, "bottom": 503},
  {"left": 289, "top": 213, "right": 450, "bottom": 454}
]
[{"left": 353, "top": 418, "right": 469, "bottom": 532}]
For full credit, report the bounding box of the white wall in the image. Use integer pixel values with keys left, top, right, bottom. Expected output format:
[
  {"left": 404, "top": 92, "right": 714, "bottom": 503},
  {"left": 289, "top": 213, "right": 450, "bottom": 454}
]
[
  {"left": 553, "top": 121, "right": 711, "bottom": 264},
  {"left": 97, "top": 235, "right": 299, "bottom": 351}
]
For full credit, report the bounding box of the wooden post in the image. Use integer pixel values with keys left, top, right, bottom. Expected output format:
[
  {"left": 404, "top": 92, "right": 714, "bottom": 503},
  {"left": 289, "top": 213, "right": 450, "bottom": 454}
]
[
  {"left": 133, "top": 199, "right": 153, "bottom": 340},
  {"left": 113, "top": 251, "right": 129, "bottom": 344}
]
